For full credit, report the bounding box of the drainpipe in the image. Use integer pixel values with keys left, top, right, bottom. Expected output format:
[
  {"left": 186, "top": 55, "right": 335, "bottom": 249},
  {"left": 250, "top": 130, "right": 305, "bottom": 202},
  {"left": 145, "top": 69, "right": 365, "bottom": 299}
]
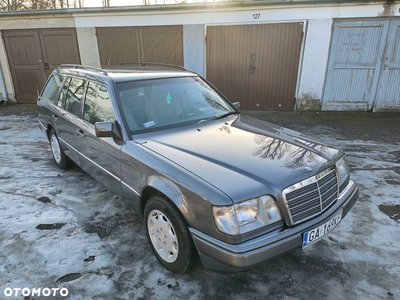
[{"left": 0, "top": 64, "right": 9, "bottom": 103}]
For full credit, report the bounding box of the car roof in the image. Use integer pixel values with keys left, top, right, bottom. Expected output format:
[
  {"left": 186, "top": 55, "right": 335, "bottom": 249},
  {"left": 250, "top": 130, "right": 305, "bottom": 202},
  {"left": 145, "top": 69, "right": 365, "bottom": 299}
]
[
  {"left": 55, "top": 64, "right": 197, "bottom": 83},
  {"left": 105, "top": 70, "right": 196, "bottom": 83}
]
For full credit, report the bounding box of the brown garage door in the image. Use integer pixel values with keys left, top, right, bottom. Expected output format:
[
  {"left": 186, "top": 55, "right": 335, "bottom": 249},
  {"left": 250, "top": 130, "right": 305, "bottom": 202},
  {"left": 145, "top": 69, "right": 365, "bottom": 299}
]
[
  {"left": 96, "top": 26, "right": 183, "bottom": 67},
  {"left": 206, "top": 23, "right": 303, "bottom": 111},
  {"left": 3, "top": 29, "right": 81, "bottom": 104}
]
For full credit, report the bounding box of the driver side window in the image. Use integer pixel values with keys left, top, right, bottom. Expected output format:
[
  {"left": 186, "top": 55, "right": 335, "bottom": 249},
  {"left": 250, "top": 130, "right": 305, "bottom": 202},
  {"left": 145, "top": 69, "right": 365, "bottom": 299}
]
[{"left": 83, "top": 82, "right": 115, "bottom": 125}]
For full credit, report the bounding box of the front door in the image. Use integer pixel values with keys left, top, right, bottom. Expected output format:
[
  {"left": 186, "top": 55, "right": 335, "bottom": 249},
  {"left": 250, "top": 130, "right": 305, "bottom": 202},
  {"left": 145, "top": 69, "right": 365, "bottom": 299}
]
[{"left": 79, "top": 81, "right": 122, "bottom": 197}]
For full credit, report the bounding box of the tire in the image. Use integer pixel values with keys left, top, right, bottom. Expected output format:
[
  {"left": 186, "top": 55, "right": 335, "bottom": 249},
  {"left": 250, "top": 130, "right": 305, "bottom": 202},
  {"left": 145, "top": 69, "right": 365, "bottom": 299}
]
[
  {"left": 49, "top": 128, "right": 72, "bottom": 169},
  {"left": 144, "top": 195, "right": 198, "bottom": 274}
]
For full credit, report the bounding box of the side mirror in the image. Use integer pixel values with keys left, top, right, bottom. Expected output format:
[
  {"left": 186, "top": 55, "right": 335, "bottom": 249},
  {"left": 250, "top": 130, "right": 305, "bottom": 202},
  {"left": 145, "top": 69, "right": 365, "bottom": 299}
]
[
  {"left": 232, "top": 102, "right": 240, "bottom": 109},
  {"left": 95, "top": 120, "right": 123, "bottom": 140}
]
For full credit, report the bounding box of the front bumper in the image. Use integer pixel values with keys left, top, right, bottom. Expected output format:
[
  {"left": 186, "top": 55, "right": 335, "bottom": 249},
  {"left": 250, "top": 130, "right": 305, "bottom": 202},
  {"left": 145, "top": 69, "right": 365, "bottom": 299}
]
[{"left": 190, "top": 180, "right": 359, "bottom": 273}]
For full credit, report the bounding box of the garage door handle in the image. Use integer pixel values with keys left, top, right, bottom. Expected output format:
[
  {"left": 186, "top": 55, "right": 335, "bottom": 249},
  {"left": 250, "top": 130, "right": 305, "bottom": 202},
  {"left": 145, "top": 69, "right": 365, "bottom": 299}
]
[
  {"left": 77, "top": 129, "right": 85, "bottom": 138},
  {"left": 249, "top": 53, "right": 256, "bottom": 75}
]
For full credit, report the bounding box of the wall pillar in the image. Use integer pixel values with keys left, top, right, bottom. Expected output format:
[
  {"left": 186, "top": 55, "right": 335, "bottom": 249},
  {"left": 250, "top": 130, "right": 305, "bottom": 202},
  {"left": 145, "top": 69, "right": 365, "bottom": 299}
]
[
  {"left": 297, "top": 18, "right": 332, "bottom": 111},
  {"left": 183, "top": 24, "right": 204, "bottom": 76},
  {"left": 76, "top": 27, "right": 101, "bottom": 68},
  {"left": 0, "top": 34, "right": 15, "bottom": 102}
]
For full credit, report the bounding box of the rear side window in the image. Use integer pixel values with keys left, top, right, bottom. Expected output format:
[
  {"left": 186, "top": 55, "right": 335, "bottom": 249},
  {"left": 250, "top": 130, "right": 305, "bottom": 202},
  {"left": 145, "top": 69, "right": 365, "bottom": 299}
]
[
  {"left": 58, "top": 77, "right": 72, "bottom": 107},
  {"left": 64, "top": 78, "right": 86, "bottom": 117},
  {"left": 83, "top": 82, "right": 115, "bottom": 125},
  {"left": 40, "top": 74, "right": 65, "bottom": 104}
]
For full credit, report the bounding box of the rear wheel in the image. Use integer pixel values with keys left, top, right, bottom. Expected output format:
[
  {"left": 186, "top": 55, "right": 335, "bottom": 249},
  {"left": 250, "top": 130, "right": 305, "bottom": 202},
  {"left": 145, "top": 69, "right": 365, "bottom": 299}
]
[
  {"left": 144, "top": 195, "right": 198, "bottom": 273},
  {"left": 49, "top": 128, "right": 72, "bottom": 169}
]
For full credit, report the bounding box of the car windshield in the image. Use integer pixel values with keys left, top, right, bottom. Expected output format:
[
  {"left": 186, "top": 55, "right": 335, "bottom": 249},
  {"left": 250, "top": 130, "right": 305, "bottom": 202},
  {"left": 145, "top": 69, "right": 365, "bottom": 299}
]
[{"left": 116, "top": 76, "right": 236, "bottom": 133}]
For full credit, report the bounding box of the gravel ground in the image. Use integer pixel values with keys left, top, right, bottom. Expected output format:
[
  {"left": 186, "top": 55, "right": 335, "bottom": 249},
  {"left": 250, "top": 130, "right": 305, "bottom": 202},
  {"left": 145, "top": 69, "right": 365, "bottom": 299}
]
[{"left": 0, "top": 102, "right": 399, "bottom": 300}]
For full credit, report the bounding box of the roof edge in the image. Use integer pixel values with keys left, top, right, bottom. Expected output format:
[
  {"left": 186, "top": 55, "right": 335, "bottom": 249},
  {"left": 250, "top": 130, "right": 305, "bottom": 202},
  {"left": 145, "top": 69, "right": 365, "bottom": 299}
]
[{"left": 0, "top": 0, "right": 391, "bottom": 17}]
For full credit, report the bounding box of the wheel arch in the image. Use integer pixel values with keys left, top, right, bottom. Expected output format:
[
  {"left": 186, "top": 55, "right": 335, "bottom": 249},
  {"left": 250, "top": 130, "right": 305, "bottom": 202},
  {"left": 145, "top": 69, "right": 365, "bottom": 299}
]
[
  {"left": 46, "top": 124, "right": 54, "bottom": 141},
  {"left": 140, "top": 175, "right": 188, "bottom": 220}
]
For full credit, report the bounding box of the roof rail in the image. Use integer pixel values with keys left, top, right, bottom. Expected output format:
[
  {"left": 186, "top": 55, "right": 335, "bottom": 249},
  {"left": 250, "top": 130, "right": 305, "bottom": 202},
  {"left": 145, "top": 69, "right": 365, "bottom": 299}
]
[
  {"left": 59, "top": 64, "right": 108, "bottom": 76},
  {"left": 120, "top": 62, "right": 187, "bottom": 71}
]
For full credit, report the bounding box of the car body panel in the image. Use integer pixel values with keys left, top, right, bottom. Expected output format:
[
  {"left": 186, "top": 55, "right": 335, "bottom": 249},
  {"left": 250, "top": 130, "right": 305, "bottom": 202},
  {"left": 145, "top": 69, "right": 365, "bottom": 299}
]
[
  {"left": 54, "top": 107, "right": 82, "bottom": 166},
  {"left": 78, "top": 119, "right": 123, "bottom": 197},
  {"left": 120, "top": 140, "right": 236, "bottom": 242},
  {"left": 136, "top": 114, "right": 341, "bottom": 204}
]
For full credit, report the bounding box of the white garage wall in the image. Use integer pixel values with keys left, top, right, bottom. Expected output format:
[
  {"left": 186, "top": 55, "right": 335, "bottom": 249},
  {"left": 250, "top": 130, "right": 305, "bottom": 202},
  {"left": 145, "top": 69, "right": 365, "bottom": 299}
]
[
  {"left": 0, "top": 39, "right": 13, "bottom": 101},
  {"left": 296, "top": 18, "right": 333, "bottom": 108},
  {"left": 183, "top": 24, "right": 204, "bottom": 76},
  {"left": 76, "top": 27, "right": 101, "bottom": 68}
]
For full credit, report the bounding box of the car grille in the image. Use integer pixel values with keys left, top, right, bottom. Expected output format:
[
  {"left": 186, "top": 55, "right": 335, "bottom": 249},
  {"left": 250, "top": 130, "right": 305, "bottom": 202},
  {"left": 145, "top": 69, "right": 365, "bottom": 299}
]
[{"left": 282, "top": 167, "right": 338, "bottom": 225}]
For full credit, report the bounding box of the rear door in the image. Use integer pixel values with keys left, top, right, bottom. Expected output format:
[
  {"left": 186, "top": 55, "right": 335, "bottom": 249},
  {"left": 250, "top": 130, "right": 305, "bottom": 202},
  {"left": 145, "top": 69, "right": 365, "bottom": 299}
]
[
  {"left": 37, "top": 72, "right": 67, "bottom": 133},
  {"left": 53, "top": 76, "right": 86, "bottom": 166}
]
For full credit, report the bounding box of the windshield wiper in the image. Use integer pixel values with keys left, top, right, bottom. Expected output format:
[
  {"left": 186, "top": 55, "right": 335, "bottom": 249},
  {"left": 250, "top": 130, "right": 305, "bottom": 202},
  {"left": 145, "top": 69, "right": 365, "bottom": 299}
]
[{"left": 214, "top": 111, "right": 239, "bottom": 120}]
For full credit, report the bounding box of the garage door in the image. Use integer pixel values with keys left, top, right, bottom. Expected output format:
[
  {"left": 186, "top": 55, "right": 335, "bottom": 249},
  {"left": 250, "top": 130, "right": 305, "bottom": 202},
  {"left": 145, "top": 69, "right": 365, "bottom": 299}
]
[
  {"left": 3, "top": 29, "right": 81, "bottom": 104},
  {"left": 322, "top": 19, "right": 400, "bottom": 112},
  {"left": 374, "top": 20, "right": 400, "bottom": 111},
  {"left": 96, "top": 26, "right": 183, "bottom": 68},
  {"left": 206, "top": 23, "right": 304, "bottom": 111}
]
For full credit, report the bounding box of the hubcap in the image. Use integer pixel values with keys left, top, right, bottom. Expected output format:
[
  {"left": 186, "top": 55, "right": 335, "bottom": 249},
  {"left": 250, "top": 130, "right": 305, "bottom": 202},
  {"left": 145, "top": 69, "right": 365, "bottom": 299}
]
[
  {"left": 147, "top": 209, "right": 178, "bottom": 263},
  {"left": 50, "top": 134, "right": 62, "bottom": 163}
]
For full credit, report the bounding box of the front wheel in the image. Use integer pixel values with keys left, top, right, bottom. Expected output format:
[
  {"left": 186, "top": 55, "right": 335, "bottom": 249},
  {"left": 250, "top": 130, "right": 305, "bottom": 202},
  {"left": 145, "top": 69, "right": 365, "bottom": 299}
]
[
  {"left": 49, "top": 128, "right": 72, "bottom": 169},
  {"left": 144, "top": 196, "right": 198, "bottom": 273}
]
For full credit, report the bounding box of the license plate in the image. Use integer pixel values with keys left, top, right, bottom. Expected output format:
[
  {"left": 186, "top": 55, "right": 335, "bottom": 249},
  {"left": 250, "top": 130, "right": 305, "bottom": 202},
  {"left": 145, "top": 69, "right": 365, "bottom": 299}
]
[{"left": 302, "top": 210, "right": 342, "bottom": 248}]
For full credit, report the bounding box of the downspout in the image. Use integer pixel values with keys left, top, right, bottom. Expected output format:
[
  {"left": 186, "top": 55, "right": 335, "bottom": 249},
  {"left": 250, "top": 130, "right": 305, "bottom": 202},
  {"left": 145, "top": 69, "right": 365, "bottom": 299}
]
[{"left": 0, "top": 64, "right": 9, "bottom": 104}]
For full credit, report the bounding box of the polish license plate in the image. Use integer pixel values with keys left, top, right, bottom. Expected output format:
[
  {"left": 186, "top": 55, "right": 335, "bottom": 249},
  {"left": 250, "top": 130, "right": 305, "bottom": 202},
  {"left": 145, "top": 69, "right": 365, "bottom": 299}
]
[{"left": 302, "top": 210, "right": 342, "bottom": 248}]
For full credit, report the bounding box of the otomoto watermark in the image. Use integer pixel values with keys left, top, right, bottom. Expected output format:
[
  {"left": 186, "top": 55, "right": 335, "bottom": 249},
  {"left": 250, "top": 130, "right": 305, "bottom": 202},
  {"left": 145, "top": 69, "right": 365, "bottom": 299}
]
[{"left": 4, "top": 287, "right": 68, "bottom": 297}]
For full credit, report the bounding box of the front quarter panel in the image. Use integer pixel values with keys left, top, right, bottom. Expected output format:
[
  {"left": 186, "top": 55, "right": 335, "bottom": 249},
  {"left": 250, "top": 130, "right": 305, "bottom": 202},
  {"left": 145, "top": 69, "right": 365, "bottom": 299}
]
[{"left": 120, "top": 140, "right": 237, "bottom": 242}]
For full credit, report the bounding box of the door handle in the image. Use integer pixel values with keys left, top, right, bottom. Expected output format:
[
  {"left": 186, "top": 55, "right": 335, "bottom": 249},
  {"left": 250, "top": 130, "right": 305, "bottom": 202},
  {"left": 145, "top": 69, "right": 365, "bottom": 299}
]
[
  {"left": 77, "top": 129, "right": 85, "bottom": 138},
  {"left": 52, "top": 114, "right": 58, "bottom": 121},
  {"left": 249, "top": 53, "right": 256, "bottom": 75}
]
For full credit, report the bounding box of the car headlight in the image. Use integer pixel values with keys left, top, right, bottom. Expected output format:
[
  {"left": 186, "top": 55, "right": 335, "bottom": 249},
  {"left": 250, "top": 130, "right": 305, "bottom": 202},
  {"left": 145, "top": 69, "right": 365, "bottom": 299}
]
[
  {"left": 335, "top": 155, "right": 350, "bottom": 188},
  {"left": 212, "top": 195, "right": 282, "bottom": 236}
]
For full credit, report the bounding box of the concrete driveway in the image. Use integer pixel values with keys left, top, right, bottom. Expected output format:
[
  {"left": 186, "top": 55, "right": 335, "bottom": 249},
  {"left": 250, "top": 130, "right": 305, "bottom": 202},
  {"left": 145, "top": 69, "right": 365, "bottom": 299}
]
[{"left": 1, "top": 105, "right": 399, "bottom": 300}]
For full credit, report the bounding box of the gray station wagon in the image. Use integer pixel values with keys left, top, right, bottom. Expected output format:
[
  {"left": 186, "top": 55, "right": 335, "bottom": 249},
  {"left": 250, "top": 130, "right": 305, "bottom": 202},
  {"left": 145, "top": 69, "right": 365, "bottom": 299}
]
[{"left": 37, "top": 64, "right": 359, "bottom": 274}]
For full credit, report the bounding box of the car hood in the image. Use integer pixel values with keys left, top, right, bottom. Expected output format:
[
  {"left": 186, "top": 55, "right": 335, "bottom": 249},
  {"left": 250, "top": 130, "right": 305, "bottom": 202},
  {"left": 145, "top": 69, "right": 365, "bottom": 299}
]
[{"left": 137, "top": 115, "right": 340, "bottom": 203}]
